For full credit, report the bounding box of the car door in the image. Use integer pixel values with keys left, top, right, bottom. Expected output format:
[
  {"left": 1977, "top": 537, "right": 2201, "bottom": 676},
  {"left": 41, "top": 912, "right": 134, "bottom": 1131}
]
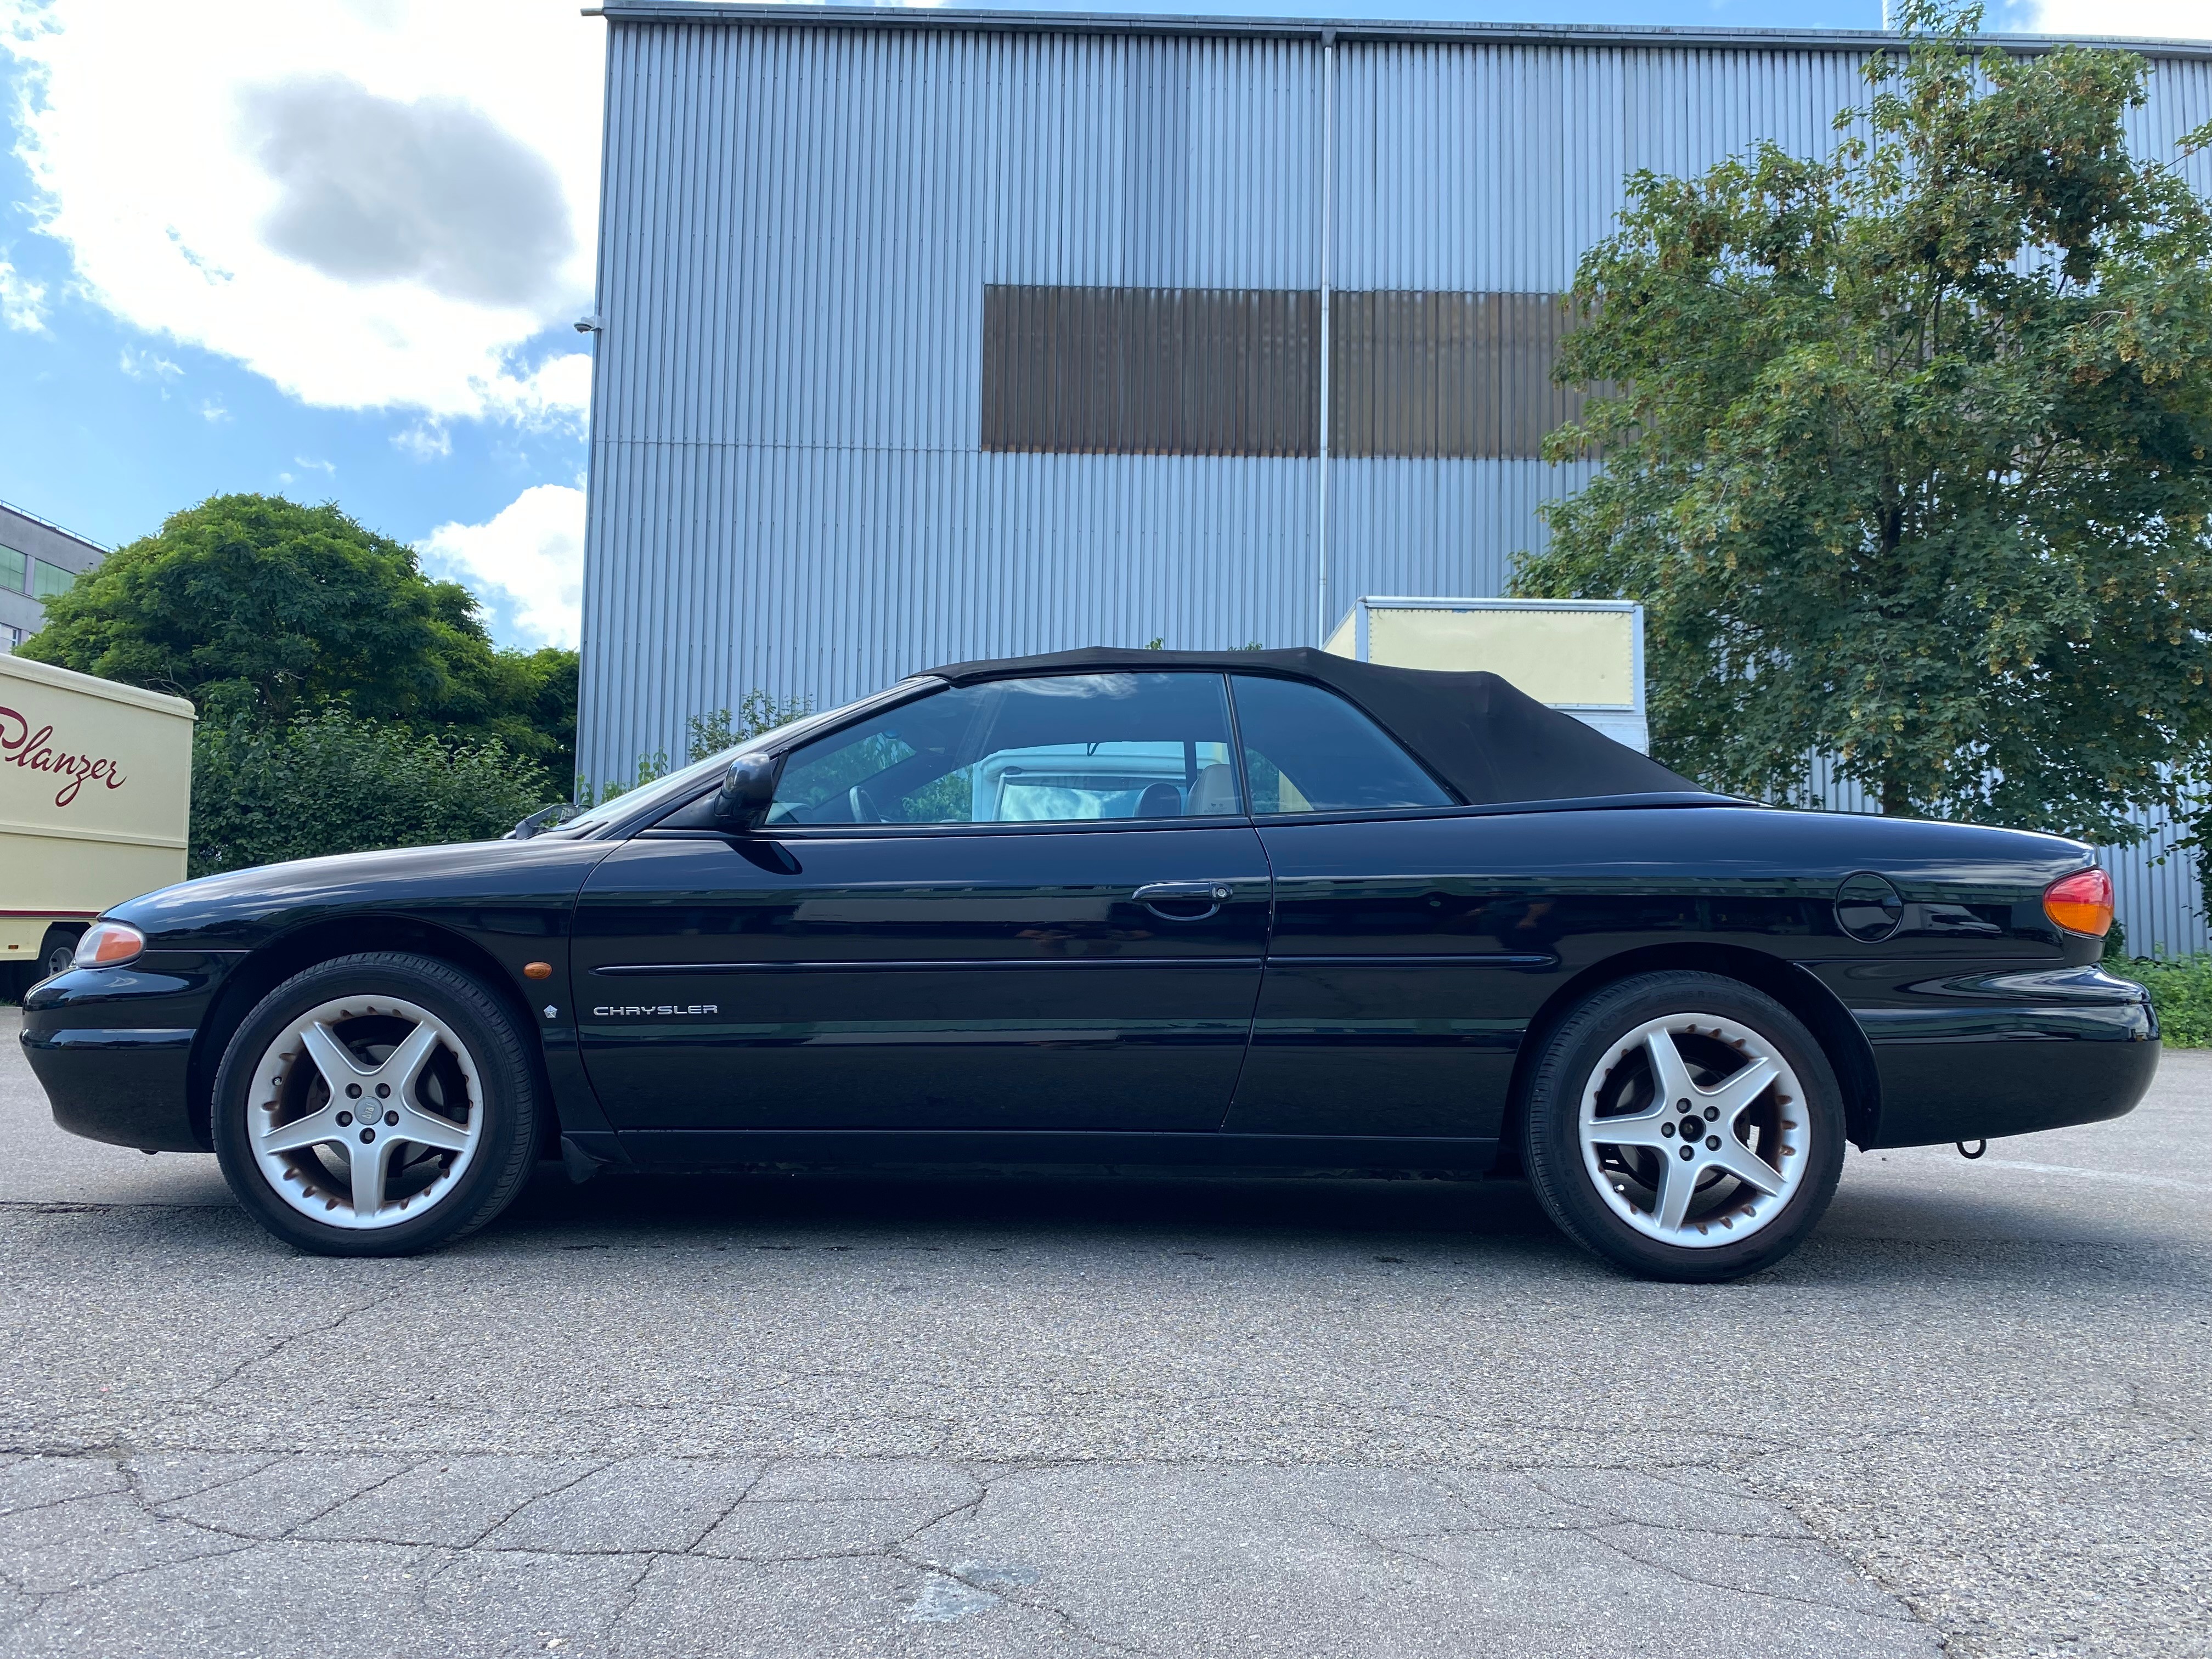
[
  {"left": 1218, "top": 673, "right": 1531, "bottom": 1141},
  {"left": 572, "top": 671, "right": 1269, "bottom": 1135}
]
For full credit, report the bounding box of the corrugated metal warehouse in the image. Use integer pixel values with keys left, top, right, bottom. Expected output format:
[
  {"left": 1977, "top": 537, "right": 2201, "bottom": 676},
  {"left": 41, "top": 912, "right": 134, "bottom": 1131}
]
[{"left": 576, "top": 2, "right": 2212, "bottom": 952}]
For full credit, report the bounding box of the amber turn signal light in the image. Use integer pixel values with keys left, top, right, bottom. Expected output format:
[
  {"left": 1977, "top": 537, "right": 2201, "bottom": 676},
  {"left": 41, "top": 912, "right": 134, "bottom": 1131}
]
[
  {"left": 2043, "top": 867, "right": 2114, "bottom": 938},
  {"left": 72, "top": 919, "right": 146, "bottom": 969},
  {"left": 523, "top": 961, "right": 554, "bottom": 980}
]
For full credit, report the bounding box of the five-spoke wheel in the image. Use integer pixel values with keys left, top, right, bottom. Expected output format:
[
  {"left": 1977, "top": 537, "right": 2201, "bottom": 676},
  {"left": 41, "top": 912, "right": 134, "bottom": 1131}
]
[
  {"left": 1523, "top": 972, "right": 1844, "bottom": 1281},
  {"left": 213, "top": 953, "right": 541, "bottom": 1255},
  {"left": 1578, "top": 1013, "right": 1808, "bottom": 1246},
  {"left": 246, "top": 996, "right": 484, "bottom": 1229}
]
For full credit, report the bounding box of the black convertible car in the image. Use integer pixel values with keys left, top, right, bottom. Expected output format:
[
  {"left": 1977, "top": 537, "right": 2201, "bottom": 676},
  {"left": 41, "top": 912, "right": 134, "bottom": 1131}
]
[{"left": 21, "top": 647, "right": 2155, "bottom": 1279}]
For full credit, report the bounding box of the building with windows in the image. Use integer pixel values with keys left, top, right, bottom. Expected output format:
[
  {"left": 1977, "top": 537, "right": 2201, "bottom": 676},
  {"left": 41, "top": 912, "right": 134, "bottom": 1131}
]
[
  {"left": 577, "top": 3, "right": 2212, "bottom": 950},
  {"left": 0, "top": 501, "right": 103, "bottom": 654}
]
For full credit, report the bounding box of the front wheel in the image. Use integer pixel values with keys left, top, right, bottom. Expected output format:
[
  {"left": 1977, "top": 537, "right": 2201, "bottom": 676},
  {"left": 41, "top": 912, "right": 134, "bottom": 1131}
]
[
  {"left": 1522, "top": 972, "right": 1846, "bottom": 1282},
  {"left": 212, "top": 953, "right": 541, "bottom": 1256}
]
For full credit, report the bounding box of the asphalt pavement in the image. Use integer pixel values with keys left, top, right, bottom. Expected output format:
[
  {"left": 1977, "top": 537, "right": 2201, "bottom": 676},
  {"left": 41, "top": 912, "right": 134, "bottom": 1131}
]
[{"left": 1, "top": 1003, "right": 2205, "bottom": 1658}]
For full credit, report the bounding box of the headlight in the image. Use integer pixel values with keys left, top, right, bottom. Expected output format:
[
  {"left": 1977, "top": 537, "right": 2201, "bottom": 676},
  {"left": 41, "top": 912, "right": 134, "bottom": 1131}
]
[{"left": 73, "top": 920, "right": 146, "bottom": 969}]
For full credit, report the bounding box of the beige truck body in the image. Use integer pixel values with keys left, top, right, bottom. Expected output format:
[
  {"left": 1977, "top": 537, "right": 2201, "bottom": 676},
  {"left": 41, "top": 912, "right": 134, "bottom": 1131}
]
[
  {"left": 1, "top": 653, "right": 195, "bottom": 970},
  {"left": 1324, "top": 596, "right": 1647, "bottom": 752}
]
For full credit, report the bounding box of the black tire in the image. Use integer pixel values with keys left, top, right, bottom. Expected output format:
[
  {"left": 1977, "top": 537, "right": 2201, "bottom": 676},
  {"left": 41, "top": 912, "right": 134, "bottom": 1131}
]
[
  {"left": 212, "top": 952, "right": 541, "bottom": 1256},
  {"left": 38, "top": 925, "right": 83, "bottom": 980},
  {"left": 1521, "top": 971, "right": 1846, "bottom": 1282}
]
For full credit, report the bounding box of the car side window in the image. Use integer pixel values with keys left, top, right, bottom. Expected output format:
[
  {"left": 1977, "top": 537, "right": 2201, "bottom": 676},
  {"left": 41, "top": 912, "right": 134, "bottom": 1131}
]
[
  {"left": 768, "top": 673, "right": 1244, "bottom": 826},
  {"left": 1230, "top": 675, "right": 1454, "bottom": 814}
]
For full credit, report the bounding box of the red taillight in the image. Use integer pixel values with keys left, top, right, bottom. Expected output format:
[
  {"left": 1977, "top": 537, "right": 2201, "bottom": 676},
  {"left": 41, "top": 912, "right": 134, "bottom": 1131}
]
[
  {"left": 2044, "top": 867, "right": 2114, "bottom": 938},
  {"left": 72, "top": 920, "right": 146, "bottom": 969}
]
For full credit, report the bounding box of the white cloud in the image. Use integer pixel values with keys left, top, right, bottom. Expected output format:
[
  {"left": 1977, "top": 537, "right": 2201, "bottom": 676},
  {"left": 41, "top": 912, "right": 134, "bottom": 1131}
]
[
  {"left": 118, "top": 347, "right": 181, "bottom": 380},
  {"left": 200, "top": 399, "right": 229, "bottom": 423},
  {"left": 392, "top": 421, "right": 453, "bottom": 462},
  {"left": 1, "top": 0, "right": 604, "bottom": 421},
  {"left": 0, "top": 256, "right": 46, "bottom": 331},
  {"left": 295, "top": 456, "right": 336, "bottom": 476},
  {"left": 2027, "top": 0, "right": 2211, "bottom": 38},
  {"left": 417, "top": 483, "right": 585, "bottom": 650},
  {"left": 244, "top": 75, "right": 573, "bottom": 309}
]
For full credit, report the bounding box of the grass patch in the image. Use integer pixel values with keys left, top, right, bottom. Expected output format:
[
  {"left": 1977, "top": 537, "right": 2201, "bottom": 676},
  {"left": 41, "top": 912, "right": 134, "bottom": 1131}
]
[{"left": 2119, "top": 955, "right": 2212, "bottom": 1048}]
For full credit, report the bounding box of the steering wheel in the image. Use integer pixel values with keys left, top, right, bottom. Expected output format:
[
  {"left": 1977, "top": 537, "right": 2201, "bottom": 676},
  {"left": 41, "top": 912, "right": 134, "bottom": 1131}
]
[{"left": 846, "top": 785, "right": 883, "bottom": 823}]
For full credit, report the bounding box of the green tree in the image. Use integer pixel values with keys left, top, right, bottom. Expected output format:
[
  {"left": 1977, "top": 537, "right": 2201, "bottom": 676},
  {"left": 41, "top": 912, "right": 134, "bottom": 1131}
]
[
  {"left": 684, "top": 690, "right": 817, "bottom": 761},
  {"left": 476, "top": 644, "right": 579, "bottom": 796},
  {"left": 1512, "top": 3, "right": 2212, "bottom": 843},
  {"left": 20, "top": 493, "right": 577, "bottom": 789},
  {"left": 577, "top": 690, "right": 817, "bottom": 807},
  {"left": 189, "top": 709, "right": 554, "bottom": 878}
]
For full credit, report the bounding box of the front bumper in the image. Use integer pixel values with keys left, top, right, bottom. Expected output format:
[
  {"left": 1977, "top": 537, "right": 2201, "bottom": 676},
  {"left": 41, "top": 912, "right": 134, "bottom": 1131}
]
[
  {"left": 22, "top": 1024, "right": 200, "bottom": 1150},
  {"left": 1857, "top": 965, "right": 2159, "bottom": 1149},
  {"left": 20, "top": 951, "right": 242, "bottom": 1152}
]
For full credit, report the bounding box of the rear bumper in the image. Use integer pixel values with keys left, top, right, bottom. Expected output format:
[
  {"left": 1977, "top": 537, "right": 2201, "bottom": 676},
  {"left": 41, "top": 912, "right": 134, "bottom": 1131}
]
[{"left": 1858, "top": 966, "right": 2159, "bottom": 1149}]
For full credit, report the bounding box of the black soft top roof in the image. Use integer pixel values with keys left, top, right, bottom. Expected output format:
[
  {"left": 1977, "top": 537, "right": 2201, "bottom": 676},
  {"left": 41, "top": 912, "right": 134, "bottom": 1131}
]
[{"left": 922, "top": 646, "right": 1718, "bottom": 808}]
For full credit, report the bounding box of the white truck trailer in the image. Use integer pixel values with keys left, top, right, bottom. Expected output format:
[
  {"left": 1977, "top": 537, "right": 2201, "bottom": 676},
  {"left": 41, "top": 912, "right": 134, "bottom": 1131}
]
[
  {"left": 1, "top": 653, "right": 195, "bottom": 988},
  {"left": 1324, "top": 596, "right": 1647, "bottom": 752}
]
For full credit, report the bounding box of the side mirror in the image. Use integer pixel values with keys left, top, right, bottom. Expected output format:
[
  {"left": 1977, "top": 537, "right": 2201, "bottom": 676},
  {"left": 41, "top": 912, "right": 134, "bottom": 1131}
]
[
  {"left": 507, "top": 802, "right": 578, "bottom": 841},
  {"left": 712, "top": 753, "right": 779, "bottom": 833}
]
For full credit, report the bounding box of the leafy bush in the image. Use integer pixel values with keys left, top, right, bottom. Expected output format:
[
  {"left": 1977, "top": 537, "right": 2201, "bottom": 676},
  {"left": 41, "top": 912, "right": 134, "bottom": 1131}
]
[
  {"left": 2125, "top": 957, "right": 2212, "bottom": 1049},
  {"left": 190, "top": 710, "right": 554, "bottom": 878}
]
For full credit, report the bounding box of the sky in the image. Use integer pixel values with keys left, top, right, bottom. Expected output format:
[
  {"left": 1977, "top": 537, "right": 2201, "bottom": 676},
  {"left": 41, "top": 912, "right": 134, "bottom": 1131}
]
[{"left": 0, "top": 0, "right": 2203, "bottom": 653}]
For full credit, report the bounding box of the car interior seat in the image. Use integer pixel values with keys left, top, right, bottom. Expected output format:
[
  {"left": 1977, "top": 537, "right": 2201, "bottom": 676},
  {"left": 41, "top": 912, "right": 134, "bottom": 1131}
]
[
  {"left": 1187, "top": 763, "right": 1239, "bottom": 816},
  {"left": 1136, "top": 781, "right": 1183, "bottom": 818}
]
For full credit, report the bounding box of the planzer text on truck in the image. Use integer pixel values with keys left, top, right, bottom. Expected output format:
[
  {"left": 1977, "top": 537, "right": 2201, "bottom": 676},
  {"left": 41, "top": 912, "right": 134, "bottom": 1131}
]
[{"left": 1, "top": 653, "right": 194, "bottom": 989}]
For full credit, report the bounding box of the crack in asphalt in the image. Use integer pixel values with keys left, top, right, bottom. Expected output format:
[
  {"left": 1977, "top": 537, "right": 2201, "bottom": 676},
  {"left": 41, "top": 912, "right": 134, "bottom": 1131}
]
[
  {"left": 0, "top": 1451, "right": 1160, "bottom": 1656},
  {"left": 1313, "top": 1466, "right": 1930, "bottom": 1630},
  {"left": 3, "top": 1088, "right": 2208, "bottom": 1659},
  {"left": 1575, "top": 1521, "right": 1919, "bottom": 1623},
  {"left": 602, "top": 1551, "right": 663, "bottom": 1653},
  {"left": 0, "top": 1513, "right": 263, "bottom": 1610},
  {"left": 0, "top": 1388, "right": 2190, "bottom": 1657},
  {"left": 193, "top": 1260, "right": 441, "bottom": 1401},
  {"left": 0, "top": 1441, "right": 1933, "bottom": 1637},
  {"left": 459, "top": 1459, "right": 619, "bottom": 1549}
]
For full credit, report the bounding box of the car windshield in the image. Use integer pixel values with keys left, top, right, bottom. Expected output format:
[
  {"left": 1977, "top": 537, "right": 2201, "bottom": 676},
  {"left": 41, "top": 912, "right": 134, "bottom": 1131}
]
[
  {"left": 764, "top": 674, "right": 1245, "bottom": 826},
  {"left": 545, "top": 682, "right": 935, "bottom": 835}
]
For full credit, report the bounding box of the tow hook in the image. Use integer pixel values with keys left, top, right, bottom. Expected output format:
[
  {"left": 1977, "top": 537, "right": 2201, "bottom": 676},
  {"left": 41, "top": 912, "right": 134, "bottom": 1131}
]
[{"left": 1956, "top": 1139, "right": 1987, "bottom": 1160}]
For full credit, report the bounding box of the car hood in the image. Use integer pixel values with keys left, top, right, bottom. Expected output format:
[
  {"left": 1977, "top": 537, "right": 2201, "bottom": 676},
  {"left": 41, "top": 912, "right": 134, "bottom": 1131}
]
[{"left": 110, "top": 835, "right": 618, "bottom": 951}]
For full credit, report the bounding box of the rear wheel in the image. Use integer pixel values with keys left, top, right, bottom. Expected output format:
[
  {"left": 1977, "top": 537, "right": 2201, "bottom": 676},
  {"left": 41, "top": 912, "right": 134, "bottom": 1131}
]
[
  {"left": 212, "top": 953, "right": 541, "bottom": 1256},
  {"left": 1522, "top": 972, "right": 1845, "bottom": 1282}
]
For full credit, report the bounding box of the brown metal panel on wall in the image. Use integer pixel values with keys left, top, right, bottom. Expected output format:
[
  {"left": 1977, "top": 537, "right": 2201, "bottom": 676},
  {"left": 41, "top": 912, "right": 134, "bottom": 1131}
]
[
  {"left": 984, "top": 284, "right": 1589, "bottom": 460},
  {"left": 1329, "top": 290, "right": 1587, "bottom": 459},
  {"left": 983, "top": 284, "right": 1321, "bottom": 456}
]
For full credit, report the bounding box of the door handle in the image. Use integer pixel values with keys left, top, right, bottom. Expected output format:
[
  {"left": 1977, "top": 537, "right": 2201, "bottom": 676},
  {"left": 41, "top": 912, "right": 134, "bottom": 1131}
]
[{"left": 1132, "top": 881, "right": 1237, "bottom": 919}]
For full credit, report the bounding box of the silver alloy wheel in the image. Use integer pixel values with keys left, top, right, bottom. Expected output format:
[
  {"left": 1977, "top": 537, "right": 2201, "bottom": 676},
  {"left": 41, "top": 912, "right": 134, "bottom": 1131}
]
[
  {"left": 1578, "top": 1012, "right": 1807, "bottom": 1248},
  {"left": 246, "top": 995, "right": 484, "bottom": 1231}
]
